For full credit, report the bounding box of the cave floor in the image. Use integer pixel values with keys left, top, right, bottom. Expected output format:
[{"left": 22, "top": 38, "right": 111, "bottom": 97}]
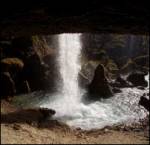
[{"left": 1, "top": 100, "right": 149, "bottom": 144}]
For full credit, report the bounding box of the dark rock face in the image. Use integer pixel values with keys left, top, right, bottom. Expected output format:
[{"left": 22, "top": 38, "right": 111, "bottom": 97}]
[
  {"left": 88, "top": 64, "right": 113, "bottom": 99},
  {"left": 43, "top": 54, "right": 60, "bottom": 91},
  {"left": 127, "top": 72, "right": 148, "bottom": 87},
  {"left": 39, "top": 108, "right": 56, "bottom": 120},
  {"left": 139, "top": 94, "right": 149, "bottom": 111},
  {"left": 0, "top": 72, "right": 16, "bottom": 98},
  {"left": 0, "top": 36, "right": 59, "bottom": 99},
  {"left": 22, "top": 53, "right": 49, "bottom": 91},
  {"left": 134, "top": 55, "right": 149, "bottom": 67},
  {"left": 11, "top": 36, "right": 52, "bottom": 92},
  {"left": 17, "top": 80, "right": 31, "bottom": 94}
]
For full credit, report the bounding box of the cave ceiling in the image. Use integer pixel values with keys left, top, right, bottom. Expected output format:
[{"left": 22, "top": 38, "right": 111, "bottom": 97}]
[{"left": 0, "top": 0, "right": 149, "bottom": 38}]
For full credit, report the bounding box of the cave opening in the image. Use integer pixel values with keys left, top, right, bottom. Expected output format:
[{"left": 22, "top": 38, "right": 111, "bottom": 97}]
[{"left": 1, "top": 33, "right": 148, "bottom": 130}]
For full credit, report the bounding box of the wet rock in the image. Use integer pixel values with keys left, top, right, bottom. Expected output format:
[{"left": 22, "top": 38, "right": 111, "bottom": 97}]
[
  {"left": 39, "top": 108, "right": 56, "bottom": 119},
  {"left": 112, "top": 87, "right": 122, "bottom": 93},
  {"left": 88, "top": 64, "right": 113, "bottom": 99},
  {"left": 0, "top": 72, "right": 16, "bottom": 99},
  {"left": 139, "top": 94, "right": 149, "bottom": 111},
  {"left": 127, "top": 72, "right": 148, "bottom": 87}
]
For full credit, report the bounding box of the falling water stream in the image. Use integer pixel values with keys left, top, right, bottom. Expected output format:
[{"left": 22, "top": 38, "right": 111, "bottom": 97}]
[
  {"left": 40, "top": 34, "right": 84, "bottom": 119},
  {"left": 13, "top": 34, "right": 149, "bottom": 130}
]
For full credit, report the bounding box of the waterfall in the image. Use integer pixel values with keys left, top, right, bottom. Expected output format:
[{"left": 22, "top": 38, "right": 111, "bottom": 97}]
[
  {"left": 58, "top": 34, "right": 82, "bottom": 102},
  {"left": 40, "top": 34, "right": 83, "bottom": 118},
  {"left": 38, "top": 34, "right": 148, "bottom": 130}
]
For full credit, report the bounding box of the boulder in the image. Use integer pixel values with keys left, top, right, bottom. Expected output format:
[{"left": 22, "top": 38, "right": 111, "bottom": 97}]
[
  {"left": 0, "top": 72, "right": 16, "bottom": 99},
  {"left": 127, "top": 72, "right": 148, "bottom": 87},
  {"left": 88, "top": 64, "right": 113, "bottom": 99},
  {"left": 113, "top": 75, "right": 130, "bottom": 88},
  {"left": 112, "top": 87, "right": 122, "bottom": 93},
  {"left": 139, "top": 94, "right": 149, "bottom": 111}
]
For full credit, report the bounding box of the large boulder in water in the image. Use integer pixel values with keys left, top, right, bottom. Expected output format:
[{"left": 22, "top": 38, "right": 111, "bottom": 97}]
[
  {"left": 111, "top": 75, "right": 131, "bottom": 88},
  {"left": 139, "top": 94, "right": 149, "bottom": 111},
  {"left": 0, "top": 72, "right": 16, "bottom": 99},
  {"left": 127, "top": 72, "right": 148, "bottom": 87},
  {"left": 88, "top": 64, "right": 113, "bottom": 99}
]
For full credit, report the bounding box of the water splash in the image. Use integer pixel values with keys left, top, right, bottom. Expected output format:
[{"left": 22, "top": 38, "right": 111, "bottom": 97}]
[{"left": 39, "top": 34, "right": 149, "bottom": 130}]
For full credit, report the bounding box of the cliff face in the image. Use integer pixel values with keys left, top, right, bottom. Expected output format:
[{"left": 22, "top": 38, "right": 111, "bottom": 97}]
[{"left": 0, "top": 0, "right": 149, "bottom": 37}]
